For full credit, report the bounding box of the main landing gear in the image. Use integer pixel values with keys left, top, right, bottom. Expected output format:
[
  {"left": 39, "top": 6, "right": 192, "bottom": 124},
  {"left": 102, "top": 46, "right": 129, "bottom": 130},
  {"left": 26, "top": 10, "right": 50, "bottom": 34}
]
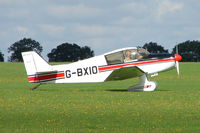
[
  {"left": 30, "top": 83, "right": 41, "bottom": 90},
  {"left": 128, "top": 74, "right": 157, "bottom": 91}
]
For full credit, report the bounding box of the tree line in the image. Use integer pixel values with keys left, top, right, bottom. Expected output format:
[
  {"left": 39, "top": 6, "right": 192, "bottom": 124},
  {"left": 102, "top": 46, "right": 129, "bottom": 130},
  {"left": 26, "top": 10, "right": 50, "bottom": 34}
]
[
  {"left": 0, "top": 38, "right": 200, "bottom": 62},
  {"left": 4, "top": 38, "right": 94, "bottom": 62}
]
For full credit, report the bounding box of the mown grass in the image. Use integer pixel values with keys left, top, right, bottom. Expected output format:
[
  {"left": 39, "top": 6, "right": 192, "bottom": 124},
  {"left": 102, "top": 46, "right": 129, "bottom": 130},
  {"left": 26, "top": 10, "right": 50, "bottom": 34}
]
[{"left": 0, "top": 62, "right": 200, "bottom": 132}]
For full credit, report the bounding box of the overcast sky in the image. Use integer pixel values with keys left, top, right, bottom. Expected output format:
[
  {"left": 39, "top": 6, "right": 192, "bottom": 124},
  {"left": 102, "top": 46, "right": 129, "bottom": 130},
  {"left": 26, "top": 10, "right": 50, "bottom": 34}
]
[{"left": 0, "top": 0, "right": 200, "bottom": 60}]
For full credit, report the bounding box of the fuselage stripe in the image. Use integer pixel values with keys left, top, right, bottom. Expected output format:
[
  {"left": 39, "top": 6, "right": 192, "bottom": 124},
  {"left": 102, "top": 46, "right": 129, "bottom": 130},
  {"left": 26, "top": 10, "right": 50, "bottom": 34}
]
[
  {"left": 28, "top": 72, "right": 65, "bottom": 82},
  {"left": 98, "top": 58, "right": 175, "bottom": 71}
]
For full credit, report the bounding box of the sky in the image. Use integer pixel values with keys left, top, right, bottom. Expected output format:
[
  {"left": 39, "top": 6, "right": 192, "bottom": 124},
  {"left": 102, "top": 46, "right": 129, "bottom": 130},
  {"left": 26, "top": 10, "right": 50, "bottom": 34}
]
[{"left": 0, "top": 0, "right": 200, "bottom": 61}]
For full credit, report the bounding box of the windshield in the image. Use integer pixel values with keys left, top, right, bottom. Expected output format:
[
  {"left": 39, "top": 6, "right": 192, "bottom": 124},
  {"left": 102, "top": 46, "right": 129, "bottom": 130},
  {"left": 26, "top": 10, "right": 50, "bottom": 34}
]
[
  {"left": 124, "top": 48, "right": 149, "bottom": 62},
  {"left": 105, "top": 51, "right": 124, "bottom": 65},
  {"left": 105, "top": 48, "right": 150, "bottom": 65}
]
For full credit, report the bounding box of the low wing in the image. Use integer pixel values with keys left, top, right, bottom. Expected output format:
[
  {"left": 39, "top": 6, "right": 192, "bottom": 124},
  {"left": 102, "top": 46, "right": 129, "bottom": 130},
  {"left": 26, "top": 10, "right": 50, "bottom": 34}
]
[{"left": 105, "top": 66, "right": 144, "bottom": 81}]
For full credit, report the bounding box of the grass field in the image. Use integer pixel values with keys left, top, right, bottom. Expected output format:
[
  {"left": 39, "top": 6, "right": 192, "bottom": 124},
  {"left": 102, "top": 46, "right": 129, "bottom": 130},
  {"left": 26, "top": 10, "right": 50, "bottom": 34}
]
[{"left": 0, "top": 62, "right": 200, "bottom": 132}]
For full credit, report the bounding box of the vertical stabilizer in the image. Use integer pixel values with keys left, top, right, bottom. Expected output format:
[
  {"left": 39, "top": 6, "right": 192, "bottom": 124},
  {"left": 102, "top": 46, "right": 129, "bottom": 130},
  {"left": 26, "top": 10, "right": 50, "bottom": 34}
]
[{"left": 22, "top": 51, "right": 52, "bottom": 76}]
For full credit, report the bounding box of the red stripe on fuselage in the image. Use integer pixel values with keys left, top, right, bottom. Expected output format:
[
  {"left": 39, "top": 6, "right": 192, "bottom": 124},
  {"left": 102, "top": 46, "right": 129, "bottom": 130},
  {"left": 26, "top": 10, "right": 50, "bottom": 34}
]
[
  {"left": 28, "top": 72, "right": 65, "bottom": 82},
  {"left": 99, "top": 58, "right": 175, "bottom": 71}
]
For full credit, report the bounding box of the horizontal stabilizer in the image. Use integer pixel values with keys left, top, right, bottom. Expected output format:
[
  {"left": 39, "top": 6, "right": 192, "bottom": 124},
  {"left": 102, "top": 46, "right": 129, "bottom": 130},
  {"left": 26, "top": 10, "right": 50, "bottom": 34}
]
[
  {"left": 28, "top": 70, "right": 65, "bottom": 83},
  {"left": 36, "top": 70, "right": 58, "bottom": 75}
]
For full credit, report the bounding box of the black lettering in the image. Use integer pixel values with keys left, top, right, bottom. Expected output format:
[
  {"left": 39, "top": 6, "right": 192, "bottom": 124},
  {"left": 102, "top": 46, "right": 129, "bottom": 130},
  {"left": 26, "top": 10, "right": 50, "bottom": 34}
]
[
  {"left": 65, "top": 70, "right": 71, "bottom": 78},
  {"left": 83, "top": 67, "right": 89, "bottom": 75},
  {"left": 89, "top": 67, "right": 92, "bottom": 74},
  {"left": 92, "top": 66, "right": 98, "bottom": 74},
  {"left": 77, "top": 68, "right": 83, "bottom": 76}
]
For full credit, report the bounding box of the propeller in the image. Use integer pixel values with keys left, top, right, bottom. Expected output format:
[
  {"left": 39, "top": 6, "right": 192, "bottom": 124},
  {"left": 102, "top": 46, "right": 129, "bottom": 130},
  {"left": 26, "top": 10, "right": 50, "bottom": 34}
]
[
  {"left": 175, "top": 45, "right": 182, "bottom": 76},
  {"left": 176, "top": 57, "right": 180, "bottom": 75}
]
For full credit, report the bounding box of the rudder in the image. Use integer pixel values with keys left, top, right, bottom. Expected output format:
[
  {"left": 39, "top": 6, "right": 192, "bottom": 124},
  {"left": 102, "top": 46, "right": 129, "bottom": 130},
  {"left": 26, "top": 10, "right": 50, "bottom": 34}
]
[{"left": 22, "top": 51, "right": 52, "bottom": 82}]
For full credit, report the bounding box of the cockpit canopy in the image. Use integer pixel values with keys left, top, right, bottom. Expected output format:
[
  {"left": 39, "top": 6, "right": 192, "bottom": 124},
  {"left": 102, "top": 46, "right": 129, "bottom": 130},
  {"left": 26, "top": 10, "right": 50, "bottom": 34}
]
[{"left": 105, "top": 48, "right": 149, "bottom": 65}]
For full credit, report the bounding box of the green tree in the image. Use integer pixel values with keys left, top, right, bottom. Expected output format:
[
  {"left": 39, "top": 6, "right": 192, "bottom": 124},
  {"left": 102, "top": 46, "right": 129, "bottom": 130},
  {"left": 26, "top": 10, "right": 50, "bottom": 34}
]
[
  {"left": 8, "top": 38, "right": 43, "bottom": 62},
  {"left": 172, "top": 40, "right": 200, "bottom": 62},
  {"left": 81, "top": 46, "right": 95, "bottom": 59},
  {"left": 47, "top": 43, "right": 94, "bottom": 62},
  {"left": 0, "top": 51, "right": 4, "bottom": 62},
  {"left": 143, "top": 42, "right": 168, "bottom": 53}
]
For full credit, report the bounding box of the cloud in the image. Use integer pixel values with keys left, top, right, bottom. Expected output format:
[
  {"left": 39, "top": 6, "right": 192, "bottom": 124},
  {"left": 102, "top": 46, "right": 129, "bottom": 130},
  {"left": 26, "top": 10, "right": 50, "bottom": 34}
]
[
  {"left": 74, "top": 25, "right": 107, "bottom": 37},
  {"left": 120, "top": 2, "right": 147, "bottom": 12},
  {"left": 6, "top": 9, "right": 30, "bottom": 18},
  {"left": 16, "top": 26, "right": 28, "bottom": 34},
  {"left": 121, "top": 16, "right": 136, "bottom": 23},
  {"left": 46, "top": 4, "right": 103, "bottom": 19},
  {"left": 157, "top": 0, "right": 183, "bottom": 18},
  {"left": 0, "top": 0, "right": 198, "bottom": 61},
  {"left": 115, "top": 16, "right": 146, "bottom": 26},
  {"left": 78, "top": 37, "right": 117, "bottom": 55},
  {"left": 39, "top": 24, "right": 65, "bottom": 36},
  {"left": 74, "top": 24, "right": 132, "bottom": 39},
  {"left": 0, "top": 0, "right": 27, "bottom": 4},
  {"left": 114, "top": 2, "right": 150, "bottom": 26}
]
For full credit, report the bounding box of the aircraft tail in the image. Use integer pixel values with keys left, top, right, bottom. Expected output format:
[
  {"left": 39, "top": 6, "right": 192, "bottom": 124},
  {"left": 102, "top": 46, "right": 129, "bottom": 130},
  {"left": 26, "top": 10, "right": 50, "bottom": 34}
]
[{"left": 21, "top": 51, "right": 53, "bottom": 83}]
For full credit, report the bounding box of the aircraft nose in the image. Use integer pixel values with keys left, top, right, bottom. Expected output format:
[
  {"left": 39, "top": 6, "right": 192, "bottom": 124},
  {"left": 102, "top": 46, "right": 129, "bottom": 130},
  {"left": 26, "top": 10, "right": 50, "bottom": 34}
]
[{"left": 174, "top": 54, "right": 182, "bottom": 62}]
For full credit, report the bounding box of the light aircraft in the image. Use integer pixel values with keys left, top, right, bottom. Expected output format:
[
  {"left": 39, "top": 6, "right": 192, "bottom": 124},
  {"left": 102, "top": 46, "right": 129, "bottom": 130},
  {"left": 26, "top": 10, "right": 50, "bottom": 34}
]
[{"left": 22, "top": 47, "right": 182, "bottom": 91}]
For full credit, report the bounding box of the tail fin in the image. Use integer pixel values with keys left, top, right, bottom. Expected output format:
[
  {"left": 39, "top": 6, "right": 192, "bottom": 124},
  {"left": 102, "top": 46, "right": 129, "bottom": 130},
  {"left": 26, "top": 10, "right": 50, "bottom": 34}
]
[{"left": 22, "top": 51, "right": 53, "bottom": 82}]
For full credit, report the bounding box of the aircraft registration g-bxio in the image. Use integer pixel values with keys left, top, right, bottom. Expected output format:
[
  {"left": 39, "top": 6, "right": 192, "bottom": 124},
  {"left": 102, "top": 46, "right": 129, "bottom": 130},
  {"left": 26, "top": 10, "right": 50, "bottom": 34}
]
[{"left": 22, "top": 47, "right": 182, "bottom": 91}]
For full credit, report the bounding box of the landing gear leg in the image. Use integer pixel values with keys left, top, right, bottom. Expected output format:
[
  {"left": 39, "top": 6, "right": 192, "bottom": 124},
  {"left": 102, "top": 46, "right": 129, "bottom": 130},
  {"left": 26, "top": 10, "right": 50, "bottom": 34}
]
[
  {"left": 31, "top": 83, "right": 41, "bottom": 90},
  {"left": 128, "top": 74, "right": 157, "bottom": 91}
]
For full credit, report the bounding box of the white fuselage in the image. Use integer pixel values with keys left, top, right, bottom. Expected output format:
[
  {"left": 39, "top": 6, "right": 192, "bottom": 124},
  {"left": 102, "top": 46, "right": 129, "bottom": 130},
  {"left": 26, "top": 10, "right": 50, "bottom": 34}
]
[
  {"left": 34, "top": 55, "right": 176, "bottom": 83},
  {"left": 23, "top": 47, "right": 177, "bottom": 84}
]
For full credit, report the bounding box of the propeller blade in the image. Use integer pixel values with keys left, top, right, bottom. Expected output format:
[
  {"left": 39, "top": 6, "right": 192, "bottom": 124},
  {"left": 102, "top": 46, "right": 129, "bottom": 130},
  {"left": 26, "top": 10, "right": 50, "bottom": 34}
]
[
  {"left": 176, "top": 61, "right": 180, "bottom": 75},
  {"left": 175, "top": 45, "right": 181, "bottom": 76}
]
